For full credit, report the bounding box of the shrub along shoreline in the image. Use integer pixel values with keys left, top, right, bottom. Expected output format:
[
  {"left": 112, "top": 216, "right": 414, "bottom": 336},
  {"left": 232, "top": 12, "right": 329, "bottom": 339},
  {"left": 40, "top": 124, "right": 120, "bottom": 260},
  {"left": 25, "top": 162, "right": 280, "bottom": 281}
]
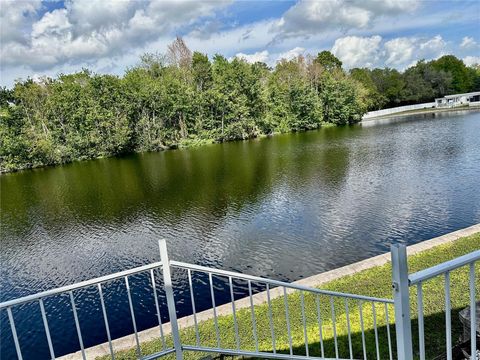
[
  {"left": 96, "top": 232, "right": 480, "bottom": 360},
  {"left": 1, "top": 37, "right": 479, "bottom": 173}
]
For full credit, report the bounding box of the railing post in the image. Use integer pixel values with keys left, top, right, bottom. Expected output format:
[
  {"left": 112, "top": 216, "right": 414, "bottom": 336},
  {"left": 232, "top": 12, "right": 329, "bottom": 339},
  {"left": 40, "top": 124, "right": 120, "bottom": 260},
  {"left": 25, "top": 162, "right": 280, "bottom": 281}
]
[
  {"left": 159, "top": 239, "right": 183, "bottom": 360},
  {"left": 391, "top": 244, "right": 413, "bottom": 360}
]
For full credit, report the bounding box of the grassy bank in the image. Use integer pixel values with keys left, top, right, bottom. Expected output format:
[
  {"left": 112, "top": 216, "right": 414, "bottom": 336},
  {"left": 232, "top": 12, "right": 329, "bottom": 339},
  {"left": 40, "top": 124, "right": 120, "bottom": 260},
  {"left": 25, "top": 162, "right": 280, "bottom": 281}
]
[{"left": 101, "top": 233, "right": 480, "bottom": 360}]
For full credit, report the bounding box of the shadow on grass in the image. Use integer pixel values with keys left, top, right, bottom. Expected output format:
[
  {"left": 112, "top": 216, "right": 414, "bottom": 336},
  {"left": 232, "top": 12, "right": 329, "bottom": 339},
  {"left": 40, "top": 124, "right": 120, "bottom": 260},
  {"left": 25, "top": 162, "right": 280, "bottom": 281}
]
[{"left": 212, "top": 308, "right": 466, "bottom": 360}]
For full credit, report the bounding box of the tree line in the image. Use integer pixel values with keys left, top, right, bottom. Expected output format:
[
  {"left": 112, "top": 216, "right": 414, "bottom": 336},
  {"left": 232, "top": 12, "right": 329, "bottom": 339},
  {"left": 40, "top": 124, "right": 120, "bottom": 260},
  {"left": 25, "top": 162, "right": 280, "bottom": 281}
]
[
  {"left": 1, "top": 37, "right": 479, "bottom": 172},
  {"left": 351, "top": 55, "right": 480, "bottom": 109}
]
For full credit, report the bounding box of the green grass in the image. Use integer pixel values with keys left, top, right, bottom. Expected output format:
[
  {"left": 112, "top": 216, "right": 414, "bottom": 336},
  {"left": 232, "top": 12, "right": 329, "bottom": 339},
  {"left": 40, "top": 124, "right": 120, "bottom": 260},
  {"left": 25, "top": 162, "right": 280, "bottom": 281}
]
[{"left": 101, "top": 233, "right": 479, "bottom": 360}]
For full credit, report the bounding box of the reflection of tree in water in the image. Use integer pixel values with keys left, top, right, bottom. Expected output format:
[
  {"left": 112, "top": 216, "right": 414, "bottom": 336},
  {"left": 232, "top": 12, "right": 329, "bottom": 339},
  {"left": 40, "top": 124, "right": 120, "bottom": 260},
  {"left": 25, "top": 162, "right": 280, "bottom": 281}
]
[{"left": 1, "top": 126, "right": 357, "bottom": 239}]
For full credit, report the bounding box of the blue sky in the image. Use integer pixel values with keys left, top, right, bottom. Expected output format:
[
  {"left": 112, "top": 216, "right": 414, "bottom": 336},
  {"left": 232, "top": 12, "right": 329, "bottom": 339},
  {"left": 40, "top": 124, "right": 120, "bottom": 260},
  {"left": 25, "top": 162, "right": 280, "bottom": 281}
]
[{"left": 1, "top": 0, "right": 479, "bottom": 87}]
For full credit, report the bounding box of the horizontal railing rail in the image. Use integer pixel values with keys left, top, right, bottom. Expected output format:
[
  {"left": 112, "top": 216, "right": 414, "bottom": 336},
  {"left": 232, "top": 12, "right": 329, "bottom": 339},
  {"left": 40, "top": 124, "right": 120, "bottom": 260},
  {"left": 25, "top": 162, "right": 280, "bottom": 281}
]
[
  {"left": 408, "top": 250, "right": 480, "bottom": 285},
  {"left": 1, "top": 258, "right": 171, "bottom": 360},
  {"left": 181, "top": 345, "right": 341, "bottom": 360},
  {"left": 0, "top": 261, "right": 164, "bottom": 309},
  {"left": 3, "top": 239, "right": 478, "bottom": 360},
  {"left": 392, "top": 244, "right": 478, "bottom": 360},
  {"left": 171, "top": 260, "right": 394, "bottom": 304},
  {"left": 169, "top": 258, "right": 394, "bottom": 360},
  {"left": 1, "top": 239, "right": 395, "bottom": 360}
]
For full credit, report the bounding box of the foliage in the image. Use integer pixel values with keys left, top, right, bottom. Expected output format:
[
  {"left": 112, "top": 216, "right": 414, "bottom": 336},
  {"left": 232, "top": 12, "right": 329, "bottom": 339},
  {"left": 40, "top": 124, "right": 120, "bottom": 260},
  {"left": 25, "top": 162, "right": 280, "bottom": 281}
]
[
  {"left": 402, "top": 60, "right": 452, "bottom": 103},
  {"left": 1, "top": 38, "right": 478, "bottom": 172},
  {"left": 351, "top": 55, "right": 480, "bottom": 109},
  {"left": 315, "top": 50, "right": 343, "bottom": 71},
  {"left": 432, "top": 55, "right": 474, "bottom": 93}
]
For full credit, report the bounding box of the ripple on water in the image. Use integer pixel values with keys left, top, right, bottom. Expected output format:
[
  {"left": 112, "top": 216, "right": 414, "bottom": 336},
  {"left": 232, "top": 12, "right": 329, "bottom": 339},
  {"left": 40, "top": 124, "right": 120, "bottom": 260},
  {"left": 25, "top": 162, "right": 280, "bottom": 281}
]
[{"left": 1, "top": 111, "right": 480, "bottom": 359}]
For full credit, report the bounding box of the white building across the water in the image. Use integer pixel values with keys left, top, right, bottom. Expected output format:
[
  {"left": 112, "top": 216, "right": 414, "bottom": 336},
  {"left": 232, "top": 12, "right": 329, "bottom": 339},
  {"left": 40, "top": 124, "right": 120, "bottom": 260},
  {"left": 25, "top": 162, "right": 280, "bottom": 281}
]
[{"left": 435, "top": 91, "right": 480, "bottom": 108}]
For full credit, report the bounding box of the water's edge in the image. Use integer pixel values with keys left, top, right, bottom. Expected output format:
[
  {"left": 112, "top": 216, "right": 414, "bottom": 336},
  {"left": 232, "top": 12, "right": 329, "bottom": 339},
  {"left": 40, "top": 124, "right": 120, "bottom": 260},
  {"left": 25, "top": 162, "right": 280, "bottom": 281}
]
[
  {"left": 362, "top": 105, "right": 480, "bottom": 121},
  {"left": 59, "top": 223, "right": 480, "bottom": 360},
  {"left": 4, "top": 107, "right": 478, "bottom": 176}
]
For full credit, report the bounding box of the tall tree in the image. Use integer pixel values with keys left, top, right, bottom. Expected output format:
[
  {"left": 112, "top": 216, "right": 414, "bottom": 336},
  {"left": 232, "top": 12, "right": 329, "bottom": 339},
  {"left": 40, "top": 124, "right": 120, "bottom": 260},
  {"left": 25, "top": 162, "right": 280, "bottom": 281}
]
[
  {"left": 431, "top": 55, "right": 474, "bottom": 93},
  {"left": 315, "top": 51, "right": 343, "bottom": 71},
  {"left": 167, "top": 36, "right": 193, "bottom": 68}
]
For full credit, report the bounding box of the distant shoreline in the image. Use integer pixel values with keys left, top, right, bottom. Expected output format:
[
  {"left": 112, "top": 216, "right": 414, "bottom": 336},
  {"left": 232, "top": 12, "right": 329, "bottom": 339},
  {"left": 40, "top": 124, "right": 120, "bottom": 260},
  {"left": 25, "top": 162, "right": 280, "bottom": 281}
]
[
  {"left": 362, "top": 105, "right": 480, "bottom": 121},
  {"left": 2, "top": 107, "right": 478, "bottom": 174}
]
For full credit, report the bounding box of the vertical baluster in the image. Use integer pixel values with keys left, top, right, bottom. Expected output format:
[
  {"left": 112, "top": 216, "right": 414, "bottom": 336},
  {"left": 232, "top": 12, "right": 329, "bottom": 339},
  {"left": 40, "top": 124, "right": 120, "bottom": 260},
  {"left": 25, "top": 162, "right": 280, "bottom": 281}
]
[
  {"left": 359, "top": 300, "right": 367, "bottom": 360},
  {"left": 209, "top": 272, "right": 220, "bottom": 348},
  {"left": 315, "top": 295, "right": 325, "bottom": 358},
  {"left": 187, "top": 269, "right": 199, "bottom": 347},
  {"left": 248, "top": 280, "right": 259, "bottom": 352},
  {"left": 125, "top": 276, "right": 141, "bottom": 358},
  {"left": 385, "top": 303, "right": 393, "bottom": 360},
  {"left": 391, "top": 244, "right": 413, "bottom": 360},
  {"left": 7, "top": 307, "right": 23, "bottom": 360},
  {"left": 469, "top": 263, "right": 477, "bottom": 358},
  {"left": 98, "top": 284, "right": 115, "bottom": 359},
  {"left": 69, "top": 291, "right": 86, "bottom": 360},
  {"left": 229, "top": 276, "right": 240, "bottom": 350},
  {"left": 330, "top": 296, "right": 339, "bottom": 359},
  {"left": 300, "top": 291, "right": 309, "bottom": 357},
  {"left": 344, "top": 298, "right": 353, "bottom": 360},
  {"left": 39, "top": 298, "right": 55, "bottom": 360},
  {"left": 151, "top": 269, "right": 166, "bottom": 349},
  {"left": 417, "top": 282, "right": 425, "bottom": 360},
  {"left": 445, "top": 271, "right": 452, "bottom": 360},
  {"left": 372, "top": 302, "right": 380, "bottom": 360},
  {"left": 266, "top": 283, "right": 276, "bottom": 354},
  {"left": 158, "top": 239, "right": 182, "bottom": 359},
  {"left": 283, "top": 287, "right": 293, "bottom": 356}
]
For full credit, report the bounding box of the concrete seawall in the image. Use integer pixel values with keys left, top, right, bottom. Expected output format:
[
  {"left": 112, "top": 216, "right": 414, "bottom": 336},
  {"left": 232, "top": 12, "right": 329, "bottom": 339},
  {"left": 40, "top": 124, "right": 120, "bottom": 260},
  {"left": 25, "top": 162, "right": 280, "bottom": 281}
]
[
  {"left": 362, "top": 102, "right": 436, "bottom": 119},
  {"left": 361, "top": 104, "right": 480, "bottom": 122},
  {"left": 60, "top": 223, "right": 480, "bottom": 359}
]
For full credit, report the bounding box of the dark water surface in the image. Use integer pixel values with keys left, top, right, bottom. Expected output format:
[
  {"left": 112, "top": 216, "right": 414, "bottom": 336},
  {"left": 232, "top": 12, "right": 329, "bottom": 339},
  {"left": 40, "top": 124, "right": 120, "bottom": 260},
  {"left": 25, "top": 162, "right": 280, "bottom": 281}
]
[{"left": 1, "top": 111, "right": 480, "bottom": 359}]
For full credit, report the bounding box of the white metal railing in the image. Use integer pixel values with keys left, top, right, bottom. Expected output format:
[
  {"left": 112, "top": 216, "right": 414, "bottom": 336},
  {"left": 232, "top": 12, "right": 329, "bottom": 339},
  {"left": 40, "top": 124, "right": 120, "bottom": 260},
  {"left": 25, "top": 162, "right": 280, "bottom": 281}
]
[
  {"left": 391, "top": 244, "right": 479, "bottom": 360},
  {"left": 1, "top": 239, "right": 394, "bottom": 360},
  {"left": 1, "top": 240, "right": 477, "bottom": 360},
  {"left": 170, "top": 259, "right": 393, "bottom": 360},
  {"left": 0, "top": 258, "right": 173, "bottom": 360}
]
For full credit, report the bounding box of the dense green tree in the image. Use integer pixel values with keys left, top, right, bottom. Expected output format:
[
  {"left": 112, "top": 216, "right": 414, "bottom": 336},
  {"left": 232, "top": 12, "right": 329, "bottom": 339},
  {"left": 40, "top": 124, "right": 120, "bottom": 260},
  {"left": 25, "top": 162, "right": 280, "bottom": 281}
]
[
  {"left": 2, "top": 37, "right": 477, "bottom": 173},
  {"left": 0, "top": 87, "right": 14, "bottom": 107},
  {"left": 319, "top": 71, "right": 365, "bottom": 125},
  {"left": 192, "top": 52, "right": 212, "bottom": 91},
  {"left": 315, "top": 51, "right": 343, "bottom": 71},
  {"left": 265, "top": 57, "right": 323, "bottom": 132},
  {"left": 431, "top": 55, "right": 474, "bottom": 93},
  {"left": 369, "top": 68, "right": 406, "bottom": 107},
  {"left": 402, "top": 60, "right": 452, "bottom": 104},
  {"left": 470, "top": 65, "right": 480, "bottom": 91},
  {"left": 349, "top": 68, "right": 387, "bottom": 110}
]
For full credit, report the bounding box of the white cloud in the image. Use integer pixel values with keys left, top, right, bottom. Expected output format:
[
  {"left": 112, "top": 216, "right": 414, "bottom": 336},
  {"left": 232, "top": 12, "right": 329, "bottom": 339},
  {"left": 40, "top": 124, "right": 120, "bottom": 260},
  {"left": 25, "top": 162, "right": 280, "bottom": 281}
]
[
  {"left": 356, "top": 0, "right": 420, "bottom": 14},
  {"left": 274, "top": 0, "right": 419, "bottom": 39},
  {"left": 331, "top": 35, "right": 382, "bottom": 68},
  {"left": 328, "top": 34, "right": 448, "bottom": 69},
  {"left": 384, "top": 35, "right": 447, "bottom": 68},
  {"left": 0, "top": 0, "right": 231, "bottom": 71},
  {"left": 66, "top": 0, "right": 137, "bottom": 35},
  {"left": 184, "top": 20, "right": 275, "bottom": 57},
  {"left": 234, "top": 50, "right": 269, "bottom": 64},
  {"left": 463, "top": 56, "right": 480, "bottom": 67},
  {"left": 0, "top": 0, "right": 41, "bottom": 44},
  {"left": 384, "top": 37, "right": 416, "bottom": 67},
  {"left": 0, "top": 0, "right": 476, "bottom": 87},
  {"left": 276, "top": 47, "right": 305, "bottom": 61},
  {"left": 460, "top": 36, "right": 477, "bottom": 49},
  {"left": 419, "top": 35, "right": 446, "bottom": 55}
]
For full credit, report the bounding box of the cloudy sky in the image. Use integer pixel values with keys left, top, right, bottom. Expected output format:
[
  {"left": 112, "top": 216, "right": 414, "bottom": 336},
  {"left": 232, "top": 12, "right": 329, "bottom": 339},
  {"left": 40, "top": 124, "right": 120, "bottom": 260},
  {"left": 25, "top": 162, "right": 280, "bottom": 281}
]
[{"left": 1, "top": 0, "right": 479, "bottom": 87}]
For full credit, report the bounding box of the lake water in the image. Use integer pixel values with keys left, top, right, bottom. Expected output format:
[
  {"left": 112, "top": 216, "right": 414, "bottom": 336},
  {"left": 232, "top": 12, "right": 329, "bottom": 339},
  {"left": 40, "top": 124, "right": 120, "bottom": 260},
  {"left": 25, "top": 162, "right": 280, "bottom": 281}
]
[{"left": 1, "top": 110, "right": 480, "bottom": 359}]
